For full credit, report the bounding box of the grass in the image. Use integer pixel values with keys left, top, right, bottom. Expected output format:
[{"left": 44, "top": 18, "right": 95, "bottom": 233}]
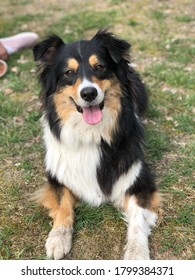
[
  {"left": 175, "top": 15, "right": 195, "bottom": 23},
  {"left": 0, "top": 0, "right": 194, "bottom": 260},
  {"left": 75, "top": 203, "right": 123, "bottom": 232}
]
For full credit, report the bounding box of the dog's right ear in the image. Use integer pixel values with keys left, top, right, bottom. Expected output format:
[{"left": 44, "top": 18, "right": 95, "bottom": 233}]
[{"left": 33, "top": 35, "right": 65, "bottom": 64}]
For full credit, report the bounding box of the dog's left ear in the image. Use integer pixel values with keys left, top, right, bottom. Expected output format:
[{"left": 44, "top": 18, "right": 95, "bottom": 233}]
[{"left": 93, "top": 29, "right": 131, "bottom": 63}]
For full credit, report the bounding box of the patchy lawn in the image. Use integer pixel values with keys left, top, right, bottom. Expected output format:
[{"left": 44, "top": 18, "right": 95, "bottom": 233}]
[{"left": 0, "top": 0, "right": 194, "bottom": 260}]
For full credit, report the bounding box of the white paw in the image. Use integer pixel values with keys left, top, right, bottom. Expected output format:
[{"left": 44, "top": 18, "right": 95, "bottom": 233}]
[
  {"left": 124, "top": 241, "right": 150, "bottom": 260},
  {"left": 45, "top": 226, "right": 73, "bottom": 260}
]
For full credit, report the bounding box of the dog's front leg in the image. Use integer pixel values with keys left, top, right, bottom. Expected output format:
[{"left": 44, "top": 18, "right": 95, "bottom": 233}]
[
  {"left": 123, "top": 194, "right": 159, "bottom": 260},
  {"left": 35, "top": 185, "right": 77, "bottom": 259}
]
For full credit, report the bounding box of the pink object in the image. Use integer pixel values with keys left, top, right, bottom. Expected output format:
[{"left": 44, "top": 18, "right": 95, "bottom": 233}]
[
  {"left": 0, "top": 59, "right": 8, "bottom": 77},
  {"left": 82, "top": 105, "right": 102, "bottom": 125},
  {"left": 0, "top": 32, "right": 39, "bottom": 54}
]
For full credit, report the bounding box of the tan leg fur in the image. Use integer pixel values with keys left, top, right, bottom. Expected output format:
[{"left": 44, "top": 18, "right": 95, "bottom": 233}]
[{"left": 35, "top": 184, "right": 77, "bottom": 259}]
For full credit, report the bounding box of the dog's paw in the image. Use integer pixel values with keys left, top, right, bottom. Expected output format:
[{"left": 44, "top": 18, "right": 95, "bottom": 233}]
[
  {"left": 45, "top": 225, "right": 73, "bottom": 260},
  {"left": 124, "top": 241, "right": 150, "bottom": 260}
]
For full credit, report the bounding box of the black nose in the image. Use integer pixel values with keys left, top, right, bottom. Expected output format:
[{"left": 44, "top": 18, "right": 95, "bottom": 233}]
[{"left": 80, "top": 87, "right": 98, "bottom": 102}]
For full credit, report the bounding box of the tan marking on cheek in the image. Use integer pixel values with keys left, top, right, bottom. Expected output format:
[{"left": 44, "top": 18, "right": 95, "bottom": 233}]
[
  {"left": 54, "top": 79, "right": 82, "bottom": 122},
  {"left": 92, "top": 76, "right": 122, "bottom": 139},
  {"left": 92, "top": 76, "right": 111, "bottom": 92},
  {"left": 67, "top": 58, "right": 79, "bottom": 71},
  {"left": 104, "top": 79, "right": 122, "bottom": 113},
  {"left": 89, "top": 55, "right": 99, "bottom": 67},
  {"left": 92, "top": 76, "right": 122, "bottom": 113}
]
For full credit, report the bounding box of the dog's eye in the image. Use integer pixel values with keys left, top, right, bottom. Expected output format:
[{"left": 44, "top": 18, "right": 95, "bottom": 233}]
[
  {"left": 64, "top": 69, "right": 74, "bottom": 75},
  {"left": 95, "top": 64, "right": 105, "bottom": 71}
]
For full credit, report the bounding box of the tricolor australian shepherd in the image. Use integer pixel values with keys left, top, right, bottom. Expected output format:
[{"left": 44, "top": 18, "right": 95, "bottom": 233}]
[{"left": 33, "top": 30, "right": 160, "bottom": 260}]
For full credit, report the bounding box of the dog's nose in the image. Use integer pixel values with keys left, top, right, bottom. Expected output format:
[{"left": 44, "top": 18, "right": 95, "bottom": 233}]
[{"left": 80, "top": 87, "right": 98, "bottom": 102}]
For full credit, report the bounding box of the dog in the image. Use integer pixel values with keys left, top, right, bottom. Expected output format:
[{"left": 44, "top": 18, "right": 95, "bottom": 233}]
[{"left": 33, "top": 30, "right": 160, "bottom": 260}]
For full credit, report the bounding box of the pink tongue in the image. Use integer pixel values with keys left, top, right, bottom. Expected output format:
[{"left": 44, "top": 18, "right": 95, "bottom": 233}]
[{"left": 82, "top": 106, "right": 102, "bottom": 125}]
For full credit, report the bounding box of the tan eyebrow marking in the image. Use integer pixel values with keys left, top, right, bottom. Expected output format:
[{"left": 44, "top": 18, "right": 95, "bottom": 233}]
[
  {"left": 67, "top": 58, "right": 79, "bottom": 70},
  {"left": 89, "top": 55, "right": 99, "bottom": 67}
]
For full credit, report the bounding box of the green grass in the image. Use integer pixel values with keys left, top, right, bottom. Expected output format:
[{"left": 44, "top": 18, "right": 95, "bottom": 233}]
[
  {"left": 75, "top": 203, "right": 122, "bottom": 232},
  {"left": 151, "top": 10, "right": 166, "bottom": 21},
  {"left": 167, "top": 39, "right": 195, "bottom": 63},
  {"left": 0, "top": 0, "right": 194, "bottom": 260},
  {"left": 145, "top": 129, "right": 169, "bottom": 162},
  {"left": 0, "top": 227, "right": 13, "bottom": 259},
  {"left": 146, "top": 63, "right": 195, "bottom": 90},
  {"left": 174, "top": 114, "right": 195, "bottom": 134},
  {"left": 128, "top": 19, "right": 140, "bottom": 27},
  {"left": 48, "top": 9, "right": 121, "bottom": 42},
  {"left": 0, "top": 15, "right": 44, "bottom": 36},
  {"left": 175, "top": 15, "right": 195, "bottom": 22}
]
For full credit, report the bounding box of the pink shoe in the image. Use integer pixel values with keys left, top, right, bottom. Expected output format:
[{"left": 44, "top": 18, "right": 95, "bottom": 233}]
[
  {"left": 0, "top": 59, "right": 8, "bottom": 78},
  {"left": 0, "top": 32, "right": 39, "bottom": 54}
]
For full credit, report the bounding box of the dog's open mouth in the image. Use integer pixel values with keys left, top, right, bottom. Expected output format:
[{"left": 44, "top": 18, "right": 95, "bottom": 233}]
[{"left": 70, "top": 97, "right": 104, "bottom": 125}]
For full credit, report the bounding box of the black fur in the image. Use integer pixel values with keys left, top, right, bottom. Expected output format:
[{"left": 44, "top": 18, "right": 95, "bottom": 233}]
[
  {"left": 47, "top": 172, "right": 63, "bottom": 189},
  {"left": 97, "top": 87, "right": 145, "bottom": 195},
  {"left": 128, "top": 163, "right": 156, "bottom": 208}
]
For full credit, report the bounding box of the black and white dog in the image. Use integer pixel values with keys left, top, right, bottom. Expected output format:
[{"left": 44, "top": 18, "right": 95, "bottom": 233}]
[{"left": 33, "top": 30, "right": 160, "bottom": 260}]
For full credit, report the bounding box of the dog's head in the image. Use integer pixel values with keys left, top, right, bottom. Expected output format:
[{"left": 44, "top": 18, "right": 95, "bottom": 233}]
[{"left": 33, "top": 30, "right": 131, "bottom": 141}]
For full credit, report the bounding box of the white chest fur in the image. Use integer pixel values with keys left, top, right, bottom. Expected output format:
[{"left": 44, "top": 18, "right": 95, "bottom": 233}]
[
  {"left": 43, "top": 118, "right": 105, "bottom": 206},
  {"left": 42, "top": 118, "right": 142, "bottom": 207}
]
